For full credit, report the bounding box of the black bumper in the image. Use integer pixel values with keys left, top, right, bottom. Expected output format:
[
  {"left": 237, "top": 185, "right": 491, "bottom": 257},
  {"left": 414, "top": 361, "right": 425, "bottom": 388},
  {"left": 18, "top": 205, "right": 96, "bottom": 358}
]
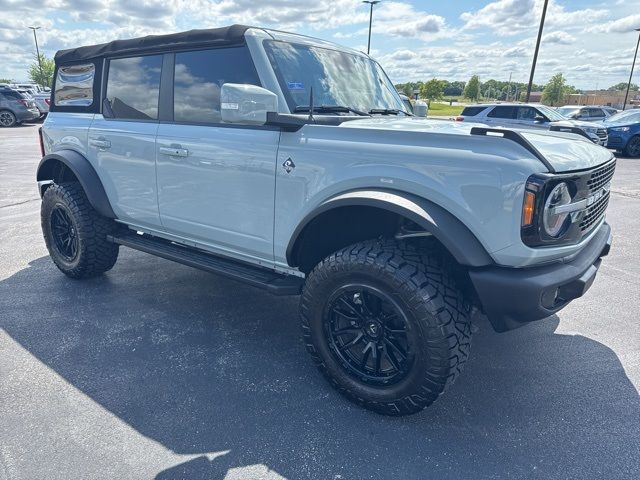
[{"left": 469, "top": 223, "right": 612, "bottom": 332}]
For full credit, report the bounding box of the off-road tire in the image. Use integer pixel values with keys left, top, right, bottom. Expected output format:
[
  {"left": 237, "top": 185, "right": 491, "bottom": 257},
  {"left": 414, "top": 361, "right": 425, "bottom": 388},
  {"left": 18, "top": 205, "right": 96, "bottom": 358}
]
[
  {"left": 0, "top": 110, "right": 17, "bottom": 127},
  {"left": 41, "top": 182, "right": 119, "bottom": 278},
  {"left": 300, "top": 239, "right": 473, "bottom": 416}
]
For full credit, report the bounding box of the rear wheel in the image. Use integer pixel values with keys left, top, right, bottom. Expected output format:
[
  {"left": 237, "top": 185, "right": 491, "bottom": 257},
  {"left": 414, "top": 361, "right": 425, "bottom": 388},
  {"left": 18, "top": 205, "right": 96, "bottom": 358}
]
[
  {"left": 624, "top": 135, "right": 640, "bottom": 157},
  {"left": 300, "top": 239, "right": 473, "bottom": 416},
  {"left": 41, "top": 182, "right": 119, "bottom": 278},
  {"left": 0, "top": 110, "right": 17, "bottom": 127}
]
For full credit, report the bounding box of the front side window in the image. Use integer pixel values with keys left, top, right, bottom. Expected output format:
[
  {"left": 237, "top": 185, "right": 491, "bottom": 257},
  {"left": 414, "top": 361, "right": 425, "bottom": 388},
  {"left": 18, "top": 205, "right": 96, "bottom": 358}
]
[
  {"left": 517, "top": 107, "right": 538, "bottom": 120},
  {"left": 173, "top": 47, "right": 260, "bottom": 124},
  {"left": 589, "top": 108, "right": 604, "bottom": 118},
  {"left": 106, "top": 55, "right": 162, "bottom": 120},
  {"left": 265, "top": 40, "right": 406, "bottom": 114},
  {"left": 54, "top": 63, "right": 95, "bottom": 106}
]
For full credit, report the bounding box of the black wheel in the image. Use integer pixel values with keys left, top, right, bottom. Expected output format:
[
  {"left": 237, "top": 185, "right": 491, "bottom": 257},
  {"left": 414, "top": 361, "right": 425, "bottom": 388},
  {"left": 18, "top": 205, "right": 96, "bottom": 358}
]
[
  {"left": 624, "top": 135, "right": 640, "bottom": 157},
  {"left": 300, "top": 239, "right": 473, "bottom": 416},
  {"left": 41, "top": 182, "right": 119, "bottom": 278},
  {"left": 0, "top": 110, "right": 17, "bottom": 127}
]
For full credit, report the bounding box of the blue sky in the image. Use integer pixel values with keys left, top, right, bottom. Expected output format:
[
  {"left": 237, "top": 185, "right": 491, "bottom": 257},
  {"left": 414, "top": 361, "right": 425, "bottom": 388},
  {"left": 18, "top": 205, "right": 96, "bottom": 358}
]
[{"left": 1, "top": 0, "right": 639, "bottom": 89}]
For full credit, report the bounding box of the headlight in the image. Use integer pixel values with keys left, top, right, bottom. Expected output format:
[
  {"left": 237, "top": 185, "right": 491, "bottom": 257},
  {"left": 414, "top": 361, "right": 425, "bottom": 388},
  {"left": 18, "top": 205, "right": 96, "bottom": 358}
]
[
  {"left": 543, "top": 182, "right": 572, "bottom": 237},
  {"left": 611, "top": 126, "right": 630, "bottom": 132},
  {"left": 583, "top": 127, "right": 597, "bottom": 134}
]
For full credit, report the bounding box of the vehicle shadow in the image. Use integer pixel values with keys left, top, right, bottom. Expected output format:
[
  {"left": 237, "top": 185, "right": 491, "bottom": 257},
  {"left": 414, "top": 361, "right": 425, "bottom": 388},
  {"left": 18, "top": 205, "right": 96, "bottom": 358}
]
[{"left": 1, "top": 252, "right": 639, "bottom": 479}]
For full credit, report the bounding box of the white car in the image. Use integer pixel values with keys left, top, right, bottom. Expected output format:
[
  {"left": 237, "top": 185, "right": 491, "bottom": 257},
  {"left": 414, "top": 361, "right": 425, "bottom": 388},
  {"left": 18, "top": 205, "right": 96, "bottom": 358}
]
[{"left": 457, "top": 103, "right": 608, "bottom": 145}]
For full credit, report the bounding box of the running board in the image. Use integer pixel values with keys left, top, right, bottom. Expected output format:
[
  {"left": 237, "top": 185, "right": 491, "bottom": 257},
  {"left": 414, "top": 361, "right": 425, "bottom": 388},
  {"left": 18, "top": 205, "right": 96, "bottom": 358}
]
[{"left": 107, "top": 232, "right": 304, "bottom": 296}]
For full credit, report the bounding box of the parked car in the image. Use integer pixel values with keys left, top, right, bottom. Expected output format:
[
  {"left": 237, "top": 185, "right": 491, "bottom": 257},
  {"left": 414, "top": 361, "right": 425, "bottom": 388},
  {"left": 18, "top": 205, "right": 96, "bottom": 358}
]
[
  {"left": 0, "top": 87, "right": 40, "bottom": 126},
  {"left": 457, "top": 103, "right": 608, "bottom": 145},
  {"left": 604, "top": 109, "right": 640, "bottom": 156},
  {"left": 38, "top": 25, "right": 615, "bottom": 416},
  {"left": 556, "top": 105, "right": 616, "bottom": 122},
  {"left": 32, "top": 92, "right": 51, "bottom": 118}
]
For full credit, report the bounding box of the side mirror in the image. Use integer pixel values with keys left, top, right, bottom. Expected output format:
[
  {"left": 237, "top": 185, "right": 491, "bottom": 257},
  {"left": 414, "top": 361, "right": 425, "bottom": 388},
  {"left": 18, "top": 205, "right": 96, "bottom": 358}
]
[
  {"left": 414, "top": 100, "right": 428, "bottom": 117},
  {"left": 534, "top": 114, "right": 547, "bottom": 123},
  {"left": 220, "top": 83, "right": 277, "bottom": 125}
]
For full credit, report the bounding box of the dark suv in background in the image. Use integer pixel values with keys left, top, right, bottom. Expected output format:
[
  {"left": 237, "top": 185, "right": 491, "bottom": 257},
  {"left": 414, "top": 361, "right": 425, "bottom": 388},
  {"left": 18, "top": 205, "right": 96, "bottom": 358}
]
[{"left": 0, "top": 87, "right": 40, "bottom": 127}]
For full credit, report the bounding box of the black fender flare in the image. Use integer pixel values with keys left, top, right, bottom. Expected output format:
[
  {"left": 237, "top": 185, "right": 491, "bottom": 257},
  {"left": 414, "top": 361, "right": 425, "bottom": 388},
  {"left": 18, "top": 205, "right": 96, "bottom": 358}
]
[
  {"left": 36, "top": 150, "right": 116, "bottom": 218},
  {"left": 286, "top": 189, "right": 493, "bottom": 267}
]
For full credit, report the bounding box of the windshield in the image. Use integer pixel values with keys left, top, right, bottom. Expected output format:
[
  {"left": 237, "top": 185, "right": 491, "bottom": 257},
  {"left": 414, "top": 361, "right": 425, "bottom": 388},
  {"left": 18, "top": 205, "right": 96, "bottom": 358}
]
[
  {"left": 557, "top": 106, "right": 579, "bottom": 117},
  {"left": 604, "top": 110, "right": 640, "bottom": 124},
  {"left": 265, "top": 40, "right": 407, "bottom": 114},
  {"left": 537, "top": 105, "right": 567, "bottom": 121}
]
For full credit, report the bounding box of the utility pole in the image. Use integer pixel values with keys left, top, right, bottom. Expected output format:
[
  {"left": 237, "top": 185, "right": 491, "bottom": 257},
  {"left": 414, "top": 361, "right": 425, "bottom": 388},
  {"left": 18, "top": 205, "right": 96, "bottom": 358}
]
[
  {"left": 363, "top": 1, "right": 381, "bottom": 55},
  {"left": 623, "top": 28, "right": 640, "bottom": 111},
  {"left": 506, "top": 72, "right": 512, "bottom": 101},
  {"left": 28, "top": 26, "right": 44, "bottom": 87},
  {"left": 526, "top": 0, "right": 549, "bottom": 103}
]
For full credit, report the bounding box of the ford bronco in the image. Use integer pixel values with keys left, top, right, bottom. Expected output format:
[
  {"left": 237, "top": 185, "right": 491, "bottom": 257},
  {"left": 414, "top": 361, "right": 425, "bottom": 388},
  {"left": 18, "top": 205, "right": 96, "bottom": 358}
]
[{"left": 37, "top": 25, "right": 614, "bottom": 415}]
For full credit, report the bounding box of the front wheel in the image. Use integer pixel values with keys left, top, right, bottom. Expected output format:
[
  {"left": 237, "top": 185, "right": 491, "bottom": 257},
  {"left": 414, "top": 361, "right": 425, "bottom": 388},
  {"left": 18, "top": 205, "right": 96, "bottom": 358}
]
[
  {"left": 300, "top": 239, "right": 473, "bottom": 416},
  {"left": 624, "top": 135, "right": 640, "bottom": 157}
]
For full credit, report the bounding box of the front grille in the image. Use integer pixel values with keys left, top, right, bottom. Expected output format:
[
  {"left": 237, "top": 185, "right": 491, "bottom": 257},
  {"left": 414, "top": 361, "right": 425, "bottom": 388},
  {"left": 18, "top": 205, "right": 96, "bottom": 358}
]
[
  {"left": 580, "top": 159, "right": 616, "bottom": 232},
  {"left": 596, "top": 128, "right": 607, "bottom": 139}
]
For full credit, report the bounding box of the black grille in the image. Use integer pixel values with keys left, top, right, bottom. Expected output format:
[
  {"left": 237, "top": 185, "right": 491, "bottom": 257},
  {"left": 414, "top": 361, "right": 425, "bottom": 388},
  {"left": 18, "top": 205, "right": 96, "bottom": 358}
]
[
  {"left": 580, "top": 159, "right": 616, "bottom": 232},
  {"left": 596, "top": 128, "right": 607, "bottom": 139}
]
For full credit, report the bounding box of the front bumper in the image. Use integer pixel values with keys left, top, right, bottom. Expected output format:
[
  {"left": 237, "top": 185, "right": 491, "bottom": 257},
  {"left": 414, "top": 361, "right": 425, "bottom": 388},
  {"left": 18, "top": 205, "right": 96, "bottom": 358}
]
[{"left": 469, "top": 223, "right": 611, "bottom": 332}]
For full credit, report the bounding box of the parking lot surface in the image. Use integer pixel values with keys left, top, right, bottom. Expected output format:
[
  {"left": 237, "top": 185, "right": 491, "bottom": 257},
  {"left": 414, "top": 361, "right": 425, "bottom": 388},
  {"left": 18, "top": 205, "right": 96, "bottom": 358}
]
[{"left": 1, "top": 124, "right": 639, "bottom": 480}]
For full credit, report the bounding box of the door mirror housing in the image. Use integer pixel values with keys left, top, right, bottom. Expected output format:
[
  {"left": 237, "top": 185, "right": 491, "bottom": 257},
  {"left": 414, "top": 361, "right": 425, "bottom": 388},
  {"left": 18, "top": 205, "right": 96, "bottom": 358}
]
[
  {"left": 534, "top": 114, "right": 547, "bottom": 123},
  {"left": 220, "top": 83, "right": 277, "bottom": 125}
]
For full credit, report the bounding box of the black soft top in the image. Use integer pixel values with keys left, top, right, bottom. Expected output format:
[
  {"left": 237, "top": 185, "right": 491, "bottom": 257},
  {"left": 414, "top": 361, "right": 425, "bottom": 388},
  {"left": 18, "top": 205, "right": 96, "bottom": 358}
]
[{"left": 54, "top": 24, "right": 251, "bottom": 65}]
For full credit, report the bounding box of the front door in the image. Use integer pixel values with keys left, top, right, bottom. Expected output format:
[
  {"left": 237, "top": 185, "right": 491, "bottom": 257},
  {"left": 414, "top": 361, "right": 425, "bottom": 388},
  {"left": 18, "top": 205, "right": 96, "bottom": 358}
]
[{"left": 155, "top": 47, "right": 279, "bottom": 264}]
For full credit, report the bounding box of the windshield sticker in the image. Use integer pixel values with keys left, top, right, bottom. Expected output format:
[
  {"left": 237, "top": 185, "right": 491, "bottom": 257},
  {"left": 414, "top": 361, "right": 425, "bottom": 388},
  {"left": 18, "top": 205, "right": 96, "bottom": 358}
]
[{"left": 287, "top": 82, "right": 305, "bottom": 90}]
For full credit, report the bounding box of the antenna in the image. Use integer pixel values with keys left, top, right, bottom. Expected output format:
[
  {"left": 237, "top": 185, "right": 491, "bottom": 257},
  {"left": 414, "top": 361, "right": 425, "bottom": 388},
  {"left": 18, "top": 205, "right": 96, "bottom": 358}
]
[{"left": 308, "top": 86, "right": 314, "bottom": 122}]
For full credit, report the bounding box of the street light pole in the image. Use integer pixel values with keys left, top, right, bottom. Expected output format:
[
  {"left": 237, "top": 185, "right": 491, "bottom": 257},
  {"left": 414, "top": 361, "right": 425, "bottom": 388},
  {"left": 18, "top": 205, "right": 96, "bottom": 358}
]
[
  {"left": 526, "top": 0, "right": 549, "bottom": 103},
  {"left": 362, "top": 1, "right": 381, "bottom": 55},
  {"left": 28, "top": 26, "right": 44, "bottom": 87},
  {"left": 623, "top": 28, "right": 640, "bottom": 111}
]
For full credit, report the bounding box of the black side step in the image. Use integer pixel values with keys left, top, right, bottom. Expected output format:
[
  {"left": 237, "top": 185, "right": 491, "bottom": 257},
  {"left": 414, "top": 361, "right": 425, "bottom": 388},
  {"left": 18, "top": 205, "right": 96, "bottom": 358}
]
[{"left": 108, "top": 232, "right": 304, "bottom": 296}]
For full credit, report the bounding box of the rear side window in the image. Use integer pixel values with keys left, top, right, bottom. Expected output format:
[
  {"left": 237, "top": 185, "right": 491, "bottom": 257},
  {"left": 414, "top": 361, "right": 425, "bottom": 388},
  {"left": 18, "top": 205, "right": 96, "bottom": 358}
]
[
  {"left": 487, "top": 106, "right": 517, "bottom": 119},
  {"left": 0, "top": 89, "right": 23, "bottom": 100},
  {"left": 173, "top": 47, "right": 261, "bottom": 124},
  {"left": 461, "top": 106, "right": 486, "bottom": 116},
  {"left": 54, "top": 64, "right": 95, "bottom": 106},
  {"left": 106, "top": 55, "right": 163, "bottom": 120}
]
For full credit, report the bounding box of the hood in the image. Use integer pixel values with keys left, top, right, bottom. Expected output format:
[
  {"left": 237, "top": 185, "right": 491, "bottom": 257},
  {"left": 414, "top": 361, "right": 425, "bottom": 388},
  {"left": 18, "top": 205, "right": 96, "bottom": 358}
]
[
  {"left": 339, "top": 117, "right": 613, "bottom": 173},
  {"left": 604, "top": 119, "right": 636, "bottom": 128}
]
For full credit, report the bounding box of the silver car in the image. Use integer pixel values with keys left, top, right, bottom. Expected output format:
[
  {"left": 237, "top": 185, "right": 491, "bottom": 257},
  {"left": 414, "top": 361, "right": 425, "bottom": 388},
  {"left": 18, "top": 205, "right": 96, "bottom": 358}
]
[
  {"left": 557, "top": 105, "right": 617, "bottom": 123},
  {"left": 37, "top": 25, "right": 615, "bottom": 416},
  {"left": 458, "top": 103, "right": 608, "bottom": 145}
]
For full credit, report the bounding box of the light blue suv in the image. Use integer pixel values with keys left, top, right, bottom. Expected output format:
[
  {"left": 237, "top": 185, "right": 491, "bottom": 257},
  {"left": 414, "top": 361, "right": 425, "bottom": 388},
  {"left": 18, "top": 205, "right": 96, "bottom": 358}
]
[{"left": 38, "top": 25, "right": 615, "bottom": 415}]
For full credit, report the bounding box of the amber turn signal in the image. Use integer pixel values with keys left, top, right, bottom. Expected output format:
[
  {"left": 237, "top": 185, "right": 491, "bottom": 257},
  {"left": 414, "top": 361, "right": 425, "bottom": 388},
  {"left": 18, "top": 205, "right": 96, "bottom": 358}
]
[{"left": 522, "top": 191, "right": 536, "bottom": 227}]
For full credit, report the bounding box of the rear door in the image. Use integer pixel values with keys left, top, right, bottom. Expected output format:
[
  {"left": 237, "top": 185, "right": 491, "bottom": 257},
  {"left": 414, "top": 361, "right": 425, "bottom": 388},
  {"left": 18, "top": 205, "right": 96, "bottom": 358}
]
[
  {"left": 484, "top": 105, "right": 517, "bottom": 127},
  {"left": 88, "top": 55, "right": 163, "bottom": 228},
  {"left": 587, "top": 107, "right": 606, "bottom": 122},
  {"left": 155, "top": 46, "right": 279, "bottom": 264}
]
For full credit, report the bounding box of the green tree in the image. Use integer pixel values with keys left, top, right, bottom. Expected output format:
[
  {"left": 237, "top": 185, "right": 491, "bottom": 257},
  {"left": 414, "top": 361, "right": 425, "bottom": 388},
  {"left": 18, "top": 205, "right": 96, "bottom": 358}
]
[
  {"left": 541, "top": 73, "right": 567, "bottom": 105},
  {"left": 28, "top": 54, "right": 55, "bottom": 88},
  {"left": 608, "top": 82, "right": 639, "bottom": 91},
  {"left": 420, "top": 78, "right": 446, "bottom": 100},
  {"left": 463, "top": 75, "right": 480, "bottom": 101},
  {"left": 0, "top": 78, "right": 12, "bottom": 84}
]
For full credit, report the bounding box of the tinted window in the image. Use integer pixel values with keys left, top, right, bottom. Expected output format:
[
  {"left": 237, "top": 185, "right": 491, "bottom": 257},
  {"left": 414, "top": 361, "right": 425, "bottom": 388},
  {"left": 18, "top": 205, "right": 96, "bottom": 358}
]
[
  {"left": 589, "top": 108, "right": 604, "bottom": 117},
  {"left": 54, "top": 63, "right": 95, "bottom": 106},
  {"left": 174, "top": 47, "right": 260, "bottom": 124},
  {"left": 487, "top": 106, "right": 517, "bottom": 119},
  {"left": 106, "top": 55, "right": 162, "bottom": 120},
  {"left": 461, "top": 106, "right": 486, "bottom": 116},
  {"left": 0, "top": 89, "right": 23, "bottom": 100}
]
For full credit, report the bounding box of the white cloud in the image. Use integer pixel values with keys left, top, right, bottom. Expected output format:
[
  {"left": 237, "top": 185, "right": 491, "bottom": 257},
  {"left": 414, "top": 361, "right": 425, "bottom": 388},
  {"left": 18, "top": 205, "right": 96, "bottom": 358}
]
[{"left": 587, "top": 14, "right": 640, "bottom": 34}]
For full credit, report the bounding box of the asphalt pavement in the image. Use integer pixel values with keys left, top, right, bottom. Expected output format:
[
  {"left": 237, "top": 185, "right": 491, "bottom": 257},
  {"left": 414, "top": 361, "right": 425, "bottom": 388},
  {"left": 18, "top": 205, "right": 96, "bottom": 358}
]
[{"left": 1, "top": 124, "right": 639, "bottom": 480}]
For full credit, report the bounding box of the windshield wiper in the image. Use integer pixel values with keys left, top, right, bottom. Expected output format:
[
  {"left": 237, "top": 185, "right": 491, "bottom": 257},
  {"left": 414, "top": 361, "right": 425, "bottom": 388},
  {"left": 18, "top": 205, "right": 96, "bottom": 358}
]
[
  {"left": 368, "top": 108, "right": 412, "bottom": 116},
  {"left": 294, "top": 105, "right": 370, "bottom": 116}
]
